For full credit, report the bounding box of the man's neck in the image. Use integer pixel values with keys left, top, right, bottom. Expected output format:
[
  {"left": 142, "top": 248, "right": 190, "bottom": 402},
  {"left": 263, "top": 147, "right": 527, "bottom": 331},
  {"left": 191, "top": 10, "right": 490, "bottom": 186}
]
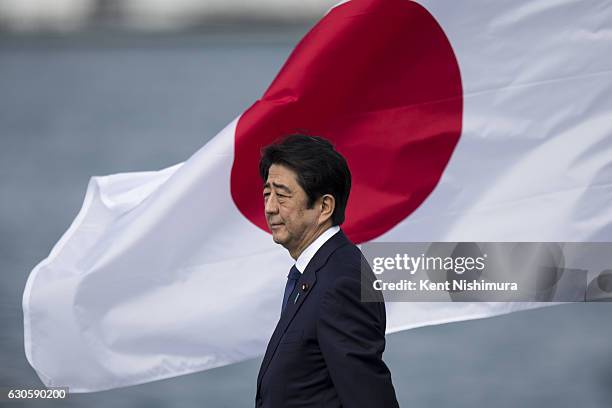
[{"left": 289, "top": 223, "right": 333, "bottom": 260}]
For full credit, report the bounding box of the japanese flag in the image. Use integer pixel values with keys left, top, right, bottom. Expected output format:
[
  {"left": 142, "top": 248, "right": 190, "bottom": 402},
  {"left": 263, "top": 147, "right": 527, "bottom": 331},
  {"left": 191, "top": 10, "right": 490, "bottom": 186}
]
[{"left": 23, "top": 0, "right": 612, "bottom": 392}]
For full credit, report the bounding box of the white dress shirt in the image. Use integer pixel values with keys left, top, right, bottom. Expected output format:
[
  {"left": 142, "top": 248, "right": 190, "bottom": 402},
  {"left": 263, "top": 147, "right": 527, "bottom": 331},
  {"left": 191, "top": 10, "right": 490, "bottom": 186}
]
[{"left": 294, "top": 225, "right": 340, "bottom": 273}]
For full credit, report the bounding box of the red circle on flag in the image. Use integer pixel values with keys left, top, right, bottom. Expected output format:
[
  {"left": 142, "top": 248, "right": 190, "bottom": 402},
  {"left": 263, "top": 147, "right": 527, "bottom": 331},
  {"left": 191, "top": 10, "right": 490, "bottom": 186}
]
[{"left": 231, "top": 0, "right": 463, "bottom": 244}]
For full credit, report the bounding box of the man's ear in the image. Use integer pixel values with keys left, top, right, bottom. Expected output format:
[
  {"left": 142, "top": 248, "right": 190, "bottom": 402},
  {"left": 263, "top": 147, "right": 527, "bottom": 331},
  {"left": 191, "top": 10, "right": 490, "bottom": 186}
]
[{"left": 318, "top": 194, "right": 336, "bottom": 225}]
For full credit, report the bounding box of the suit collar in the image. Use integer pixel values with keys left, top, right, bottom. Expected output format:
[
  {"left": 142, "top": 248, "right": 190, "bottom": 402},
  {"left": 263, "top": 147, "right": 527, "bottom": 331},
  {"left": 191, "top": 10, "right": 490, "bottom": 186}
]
[
  {"left": 295, "top": 225, "right": 341, "bottom": 272},
  {"left": 299, "top": 228, "right": 350, "bottom": 277}
]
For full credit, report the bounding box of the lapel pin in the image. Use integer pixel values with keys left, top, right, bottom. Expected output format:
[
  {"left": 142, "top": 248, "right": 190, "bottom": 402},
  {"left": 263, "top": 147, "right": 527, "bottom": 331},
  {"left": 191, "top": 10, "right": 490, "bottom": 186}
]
[{"left": 301, "top": 283, "right": 309, "bottom": 292}]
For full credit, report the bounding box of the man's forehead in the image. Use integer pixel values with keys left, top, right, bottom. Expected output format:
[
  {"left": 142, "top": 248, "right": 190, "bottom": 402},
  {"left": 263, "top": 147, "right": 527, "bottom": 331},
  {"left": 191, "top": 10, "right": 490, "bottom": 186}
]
[
  {"left": 264, "top": 182, "right": 292, "bottom": 194},
  {"left": 265, "top": 164, "right": 299, "bottom": 187}
]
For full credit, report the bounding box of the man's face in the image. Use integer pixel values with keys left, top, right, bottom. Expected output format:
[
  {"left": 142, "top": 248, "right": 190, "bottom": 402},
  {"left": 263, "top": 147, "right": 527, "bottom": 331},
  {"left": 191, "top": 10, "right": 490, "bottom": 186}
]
[{"left": 263, "top": 164, "right": 321, "bottom": 256}]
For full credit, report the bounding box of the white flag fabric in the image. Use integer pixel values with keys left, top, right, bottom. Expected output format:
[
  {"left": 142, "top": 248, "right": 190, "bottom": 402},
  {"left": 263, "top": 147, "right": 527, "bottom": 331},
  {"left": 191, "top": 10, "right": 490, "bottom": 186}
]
[{"left": 23, "top": 0, "right": 612, "bottom": 392}]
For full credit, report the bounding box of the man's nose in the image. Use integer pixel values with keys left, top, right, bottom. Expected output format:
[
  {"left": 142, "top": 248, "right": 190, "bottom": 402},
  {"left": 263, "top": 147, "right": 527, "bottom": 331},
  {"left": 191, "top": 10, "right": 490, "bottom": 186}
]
[{"left": 264, "top": 194, "right": 279, "bottom": 214}]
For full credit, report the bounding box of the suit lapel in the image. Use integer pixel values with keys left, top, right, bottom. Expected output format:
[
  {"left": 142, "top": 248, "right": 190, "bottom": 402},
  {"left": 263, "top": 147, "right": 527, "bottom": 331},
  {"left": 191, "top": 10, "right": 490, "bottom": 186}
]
[{"left": 256, "top": 230, "right": 351, "bottom": 391}]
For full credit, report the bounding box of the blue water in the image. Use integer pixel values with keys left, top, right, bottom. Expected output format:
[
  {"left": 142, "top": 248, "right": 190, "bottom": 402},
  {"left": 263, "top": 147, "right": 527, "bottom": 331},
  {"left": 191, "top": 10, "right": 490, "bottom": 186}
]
[{"left": 1, "top": 32, "right": 611, "bottom": 407}]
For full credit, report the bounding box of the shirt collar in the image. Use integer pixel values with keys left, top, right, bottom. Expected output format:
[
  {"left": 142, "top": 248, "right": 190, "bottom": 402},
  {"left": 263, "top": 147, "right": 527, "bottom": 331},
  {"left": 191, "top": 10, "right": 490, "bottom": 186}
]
[{"left": 294, "top": 225, "right": 340, "bottom": 273}]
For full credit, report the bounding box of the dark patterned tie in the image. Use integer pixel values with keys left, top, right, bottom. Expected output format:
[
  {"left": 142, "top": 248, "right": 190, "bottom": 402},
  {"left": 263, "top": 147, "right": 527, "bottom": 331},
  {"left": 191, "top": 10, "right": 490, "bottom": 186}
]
[{"left": 281, "top": 265, "right": 301, "bottom": 314}]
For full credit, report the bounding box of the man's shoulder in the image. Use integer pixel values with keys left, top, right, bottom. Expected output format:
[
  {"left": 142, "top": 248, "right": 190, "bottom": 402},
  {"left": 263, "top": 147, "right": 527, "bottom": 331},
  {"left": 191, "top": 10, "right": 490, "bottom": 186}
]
[
  {"left": 318, "top": 240, "right": 368, "bottom": 284},
  {"left": 316, "top": 240, "right": 386, "bottom": 317},
  {"left": 328, "top": 241, "right": 362, "bottom": 269}
]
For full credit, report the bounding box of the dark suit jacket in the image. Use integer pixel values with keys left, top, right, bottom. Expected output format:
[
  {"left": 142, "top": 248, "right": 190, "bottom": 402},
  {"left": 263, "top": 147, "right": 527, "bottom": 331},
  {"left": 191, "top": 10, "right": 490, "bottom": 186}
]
[{"left": 256, "top": 230, "right": 399, "bottom": 408}]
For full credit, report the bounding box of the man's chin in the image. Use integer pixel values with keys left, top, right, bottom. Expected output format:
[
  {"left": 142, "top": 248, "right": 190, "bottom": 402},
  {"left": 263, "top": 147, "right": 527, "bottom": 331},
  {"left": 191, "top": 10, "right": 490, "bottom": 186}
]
[
  {"left": 271, "top": 231, "right": 289, "bottom": 246},
  {"left": 271, "top": 234, "right": 285, "bottom": 244}
]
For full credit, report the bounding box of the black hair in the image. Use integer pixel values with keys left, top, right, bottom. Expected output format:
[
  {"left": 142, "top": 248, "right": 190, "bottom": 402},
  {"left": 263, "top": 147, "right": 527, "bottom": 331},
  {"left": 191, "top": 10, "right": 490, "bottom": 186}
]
[{"left": 259, "top": 134, "right": 351, "bottom": 225}]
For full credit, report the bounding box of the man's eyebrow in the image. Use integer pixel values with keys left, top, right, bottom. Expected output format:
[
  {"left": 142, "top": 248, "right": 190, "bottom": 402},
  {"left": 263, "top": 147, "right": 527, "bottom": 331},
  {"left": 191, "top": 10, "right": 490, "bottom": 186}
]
[{"left": 263, "top": 182, "right": 292, "bottom": 193}]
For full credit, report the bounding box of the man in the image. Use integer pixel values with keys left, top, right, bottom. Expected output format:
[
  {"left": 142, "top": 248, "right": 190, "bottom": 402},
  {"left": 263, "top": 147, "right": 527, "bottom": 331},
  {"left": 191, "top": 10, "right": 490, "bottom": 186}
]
[{"left": 255, "top": 134, "right": 399, "bottom": 408}]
